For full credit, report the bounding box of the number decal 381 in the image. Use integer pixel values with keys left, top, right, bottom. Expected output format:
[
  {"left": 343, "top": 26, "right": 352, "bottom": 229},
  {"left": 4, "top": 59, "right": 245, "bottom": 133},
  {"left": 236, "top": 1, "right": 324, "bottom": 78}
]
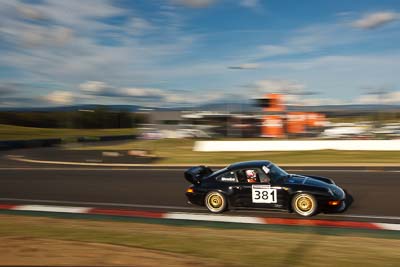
[{"left": 252, "top": 185, "right": 277, "bottom": 203}]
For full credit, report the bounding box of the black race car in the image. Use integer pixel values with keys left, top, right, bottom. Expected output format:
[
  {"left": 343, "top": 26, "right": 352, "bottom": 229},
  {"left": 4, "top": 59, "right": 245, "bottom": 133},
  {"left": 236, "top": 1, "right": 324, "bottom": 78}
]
[{"left": 185, "top": 160, "right": 346, "bottom": 217}]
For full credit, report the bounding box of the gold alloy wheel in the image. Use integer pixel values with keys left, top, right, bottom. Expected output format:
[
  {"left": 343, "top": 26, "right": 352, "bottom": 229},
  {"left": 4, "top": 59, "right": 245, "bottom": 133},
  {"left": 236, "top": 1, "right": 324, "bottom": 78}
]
[
  {"left": 209, "top": 194, "right": 222, "bottom": 208},
  {"left": 296, "top": 196, "right": 313, "bottom": 211},
  {"left": 205, "top": 192, "right": 226, "bottom": 213},
  {"left": 292, "top": 193, "right": 317, "bottom": 216}
]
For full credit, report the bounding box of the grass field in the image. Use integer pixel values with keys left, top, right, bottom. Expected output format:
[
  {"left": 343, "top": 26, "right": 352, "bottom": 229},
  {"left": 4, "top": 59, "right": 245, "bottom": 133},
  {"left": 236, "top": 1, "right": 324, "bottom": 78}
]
[
  {"left": 0, "top": 124, "right": 136, "bottom": 141},
  {"left": 71, "top": 139, "right": 400, "bottom": 165},
  {"left": 0, "top": 214, "right": 399, "bottom": 266}
]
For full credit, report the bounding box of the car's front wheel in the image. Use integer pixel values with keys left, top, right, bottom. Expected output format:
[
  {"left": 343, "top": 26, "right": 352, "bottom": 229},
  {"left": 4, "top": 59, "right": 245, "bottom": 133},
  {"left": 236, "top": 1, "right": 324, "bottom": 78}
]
[
  {"left": 291, "top": 193, "right": 318, "bottom": 217},
  {"left": 205, "top": 191, "right": 227, "bottom": 213}
]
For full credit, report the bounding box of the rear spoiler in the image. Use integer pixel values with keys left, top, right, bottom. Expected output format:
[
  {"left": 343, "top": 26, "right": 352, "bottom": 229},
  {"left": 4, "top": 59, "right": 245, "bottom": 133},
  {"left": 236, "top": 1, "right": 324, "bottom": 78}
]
[{"left": 184, "top": 165, "right": 213, "bottom": 184}]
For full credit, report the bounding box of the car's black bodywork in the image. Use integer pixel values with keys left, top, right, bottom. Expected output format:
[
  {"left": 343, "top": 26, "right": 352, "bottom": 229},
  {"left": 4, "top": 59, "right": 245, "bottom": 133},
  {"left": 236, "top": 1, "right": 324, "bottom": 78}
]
[{"left": 185, "top": 160, "right": 346, "bottom": 216}]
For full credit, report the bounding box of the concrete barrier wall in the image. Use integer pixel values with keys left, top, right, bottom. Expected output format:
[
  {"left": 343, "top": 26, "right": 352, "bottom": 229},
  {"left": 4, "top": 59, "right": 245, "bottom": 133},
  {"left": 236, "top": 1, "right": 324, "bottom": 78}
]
[{"left": 194, "top": 140, "right": 400, "bottom": 151}]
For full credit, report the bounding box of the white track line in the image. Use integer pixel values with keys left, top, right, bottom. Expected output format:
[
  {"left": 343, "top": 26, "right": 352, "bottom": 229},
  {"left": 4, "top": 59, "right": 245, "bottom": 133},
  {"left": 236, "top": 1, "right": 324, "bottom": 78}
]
[
  {"left": 0, "top": 198, "right": 201, "bottom": 211},
  {"left": 164, "top": 212, "right": 264, "bottom": 224},
  {"left": 1, "top": 197, "right": 400, "bottom": 221},
  {"left": 13, "top": 204, "right": 91, "bottom": 213},
  {"left": 6, "top": 156, "right": 400, "bottom": 170},
  {"left": 375, "top": 223, "right": 400, "bottom": 231},
  {"left": 3, "top": 203, "right": 400, "bottom": 231},
  {"left": 326, "top": 214, "right": 400, "bottom": 220}
]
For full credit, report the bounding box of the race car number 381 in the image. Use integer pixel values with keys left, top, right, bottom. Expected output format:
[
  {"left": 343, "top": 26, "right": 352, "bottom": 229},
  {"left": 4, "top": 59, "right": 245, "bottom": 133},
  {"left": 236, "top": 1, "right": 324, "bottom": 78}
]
[{"left": 252, "top": 185, "right": 277, "bottom": 203}]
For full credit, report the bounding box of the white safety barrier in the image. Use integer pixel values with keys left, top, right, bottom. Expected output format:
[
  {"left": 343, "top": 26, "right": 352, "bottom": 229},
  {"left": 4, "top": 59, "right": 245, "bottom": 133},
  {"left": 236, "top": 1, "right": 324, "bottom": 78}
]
[{"left": 193, "top": 140, "right": 400, "bottom": 151}]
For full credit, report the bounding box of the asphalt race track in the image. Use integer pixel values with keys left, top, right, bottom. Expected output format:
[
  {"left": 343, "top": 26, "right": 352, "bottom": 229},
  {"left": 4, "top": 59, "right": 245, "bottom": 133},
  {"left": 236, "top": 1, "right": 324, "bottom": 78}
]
[{"left": 0, "top": 149, "right": 400, "bottom": 224}]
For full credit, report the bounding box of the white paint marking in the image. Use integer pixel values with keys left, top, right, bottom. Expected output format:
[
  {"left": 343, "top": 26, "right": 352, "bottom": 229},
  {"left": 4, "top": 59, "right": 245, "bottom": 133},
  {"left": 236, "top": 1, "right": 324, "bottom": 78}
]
[
  {"left": 6, "top": 155, "right": 400, "bottom": 170},
  {"left": 0, "top": 198, "right": 200, "bottom": 211},
  {"left": 13, "top": 204, "right": 91, "bottom": 214},
  {"left": 164, "top": 212, "right": 265, "bottom": 224},
  {"left": 8, "top": 157, "right": 164, "bottom": 167},
  {"left": 330, "top": 214, "right": 400, "bottom": 221},
  {"left": 195, "top": 140, "right": 400, "bottom": 151},
  {"left": 2, "top": 198, "right": 400, "bottom": 222},
  {"left": 375, "top": 223, "right": 400, "bottom": 231}
]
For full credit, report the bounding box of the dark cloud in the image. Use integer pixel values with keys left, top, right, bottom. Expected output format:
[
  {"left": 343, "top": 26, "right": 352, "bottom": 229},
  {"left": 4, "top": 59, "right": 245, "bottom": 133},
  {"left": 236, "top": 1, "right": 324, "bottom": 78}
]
[
  {"left": 0, "top": 84, "right": 19, "bottom": 96},
  {"left": 228, "top": 63, "right": 260, "bottom": 70},
  {"left": 0, "top": 96, "right": 46, "bottom": 107}
]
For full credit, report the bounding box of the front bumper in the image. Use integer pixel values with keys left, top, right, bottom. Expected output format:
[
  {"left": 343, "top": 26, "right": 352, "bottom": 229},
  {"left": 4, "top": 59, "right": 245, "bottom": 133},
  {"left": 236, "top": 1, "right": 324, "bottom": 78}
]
[{"left": 320, "top": 197, "right": 346, "bottom": 213}]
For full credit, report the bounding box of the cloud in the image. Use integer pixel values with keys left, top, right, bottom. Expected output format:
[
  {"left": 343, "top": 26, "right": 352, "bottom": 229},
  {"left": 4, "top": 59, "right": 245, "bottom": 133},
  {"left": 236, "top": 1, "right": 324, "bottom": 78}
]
[
  {"left": 43, "top": 91, "right": 74, "bottom": 105},
  {"left": 119, "top": 87, "right": 164, "bottom": 98},
  {"left": 356, "top": 91, "right": 400, "bottom": 104},
  {"left": 79, "top": 81, "right": 184, "bottom": 104},
  {"left": 0, "top": 84, "right": 18, "bottom": 96},
  {"left": 286, "top": 95, "right": 346, "bottom": 106},
  {"left": 0, "top": 97, "right": 45, "bottom": 107},
  {"left": 79, "top": 81, "right": 112, "bottom": 94},
  {"left": 259, "top": 45, "right": 294, "bottom": 57},
  {"left": 0, "top": 0, "right": 200, "bottom": 89},
  {"left": 228, "top": 63, "right": 261, "bottom": 70},
  {"left": 172, "top": 0, "right": 216, "bottom": 8},
  {"left": 352, "top": 12, "right": 398, "bottom": 29},
  {"left": 252, "top": 79, "right": 306, "bottom": 94},
  {"left": 77, "top": 80, "right": 245, "bottom": 106},
  {"left": 250, "top": 23, "right": 354, "bottom": 61},
  {"left": 129, "top": 18, "right": 155, "bottom": 35},
  {"left": 240, "top": 0, "right": 260, "bottom": 9},
  {"left": 17, "top": 4, "right": 48, "bottom": 21},
  {"left": 79, "top": 81, "right": 162, "bottom": 98}
]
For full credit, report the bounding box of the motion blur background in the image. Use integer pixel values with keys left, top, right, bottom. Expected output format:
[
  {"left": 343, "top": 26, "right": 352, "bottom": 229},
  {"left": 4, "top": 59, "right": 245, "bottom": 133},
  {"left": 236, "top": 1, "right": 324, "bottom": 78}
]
[
  {"left": 0, "top": 0, "right": 400, "bottom": 143},
  {"left": 1, "top": 1, "right": 400, "bottom": 266}
]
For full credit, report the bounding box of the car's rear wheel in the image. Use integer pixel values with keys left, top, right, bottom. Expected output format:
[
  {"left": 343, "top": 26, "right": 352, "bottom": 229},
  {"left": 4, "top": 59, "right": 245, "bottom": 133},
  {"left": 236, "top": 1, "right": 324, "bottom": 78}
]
[
  {"left": 205, "top": 191, "right": 227, "bottom": 213},
  {"left": 292, "top": 193, "right": 317, "bottom": 217}
]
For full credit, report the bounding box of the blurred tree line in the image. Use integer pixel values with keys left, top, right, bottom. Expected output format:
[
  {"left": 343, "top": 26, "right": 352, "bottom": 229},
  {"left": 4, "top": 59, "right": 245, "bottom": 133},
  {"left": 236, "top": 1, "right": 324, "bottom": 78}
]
[{"left": 0, "top": 108, "right": 148, "bottom": 128}]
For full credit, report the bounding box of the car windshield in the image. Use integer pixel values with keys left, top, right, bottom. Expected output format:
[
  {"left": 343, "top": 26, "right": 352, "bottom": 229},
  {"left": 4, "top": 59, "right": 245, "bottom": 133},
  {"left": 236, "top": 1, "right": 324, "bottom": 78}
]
[{"left": 265, "top": 163, "right": 289, "bottom": 180}]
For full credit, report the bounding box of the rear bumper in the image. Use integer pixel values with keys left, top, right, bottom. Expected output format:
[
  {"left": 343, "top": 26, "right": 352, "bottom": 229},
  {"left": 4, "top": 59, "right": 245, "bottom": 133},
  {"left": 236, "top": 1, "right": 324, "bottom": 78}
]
[{"left": 186, "top": 192, "right": 204, "bottom": 206}]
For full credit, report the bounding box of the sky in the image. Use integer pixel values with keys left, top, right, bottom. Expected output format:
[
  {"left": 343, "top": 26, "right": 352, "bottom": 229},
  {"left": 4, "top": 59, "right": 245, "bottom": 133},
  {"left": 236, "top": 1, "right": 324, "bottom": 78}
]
[{"left": 0, "top": 0, "right": 399, "bottom": 107}]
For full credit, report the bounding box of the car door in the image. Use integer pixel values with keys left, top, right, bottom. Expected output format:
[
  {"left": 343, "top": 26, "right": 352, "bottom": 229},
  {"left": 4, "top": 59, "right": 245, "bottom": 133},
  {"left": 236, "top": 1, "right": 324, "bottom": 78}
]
[
  {"left": 226, "top": 169, "right": 254, "bottom": 207},
  {"left": 214, "top": 170, "right": 249, "bottom": 207},
  {"left": 237, "top": 168, "right": 288, "bottom": 210},
  {"left": 252, "top": 181, "right": 288, "bottom": 209}
]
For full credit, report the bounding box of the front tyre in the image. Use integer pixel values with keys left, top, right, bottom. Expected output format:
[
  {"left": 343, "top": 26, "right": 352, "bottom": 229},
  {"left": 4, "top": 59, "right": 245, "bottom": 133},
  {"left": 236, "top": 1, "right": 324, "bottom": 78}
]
[
  {"left": 205, "top": 191, "right": 227, "bottom": 213},
  {"left": 291, "top": 193, "right": 317, "bottom": 217}
]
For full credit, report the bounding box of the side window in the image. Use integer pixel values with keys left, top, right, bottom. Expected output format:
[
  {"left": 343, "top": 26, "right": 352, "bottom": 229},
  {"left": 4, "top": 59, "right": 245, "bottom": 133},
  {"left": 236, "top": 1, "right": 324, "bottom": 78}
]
[
  {"left": 237, "top": 168, "right": 271, "bottom": 184},
  {"left": 237, "top": 169, "right": 260, "bottom": 183},
  {"left": 259, "top": 167, "right": 271, "bottom": 184},
  {"left": 216, "top": 171, "right": 238, "bottom": 183}
]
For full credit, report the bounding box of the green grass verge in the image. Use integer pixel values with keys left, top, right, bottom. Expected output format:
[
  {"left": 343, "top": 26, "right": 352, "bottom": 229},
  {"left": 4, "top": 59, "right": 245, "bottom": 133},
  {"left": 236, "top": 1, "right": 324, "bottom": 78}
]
[
  {"left": 71, "top": 139, "right": 400, "bottom": 164},
  {"left": 0, "top": 214, "right": 399, "bottom": 267},
  {"left": 0, "top": 124, "right": 136, "bottom": 141}
]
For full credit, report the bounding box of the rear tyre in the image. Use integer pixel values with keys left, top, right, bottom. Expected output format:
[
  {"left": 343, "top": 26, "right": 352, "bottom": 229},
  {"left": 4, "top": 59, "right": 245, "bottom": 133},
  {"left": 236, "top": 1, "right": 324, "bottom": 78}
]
[
  {"left": 291, "top": 193, "right": 317, "bottom": 217},
  {"left": 205, "top": 191, "right": 227, "bottom": 213}
]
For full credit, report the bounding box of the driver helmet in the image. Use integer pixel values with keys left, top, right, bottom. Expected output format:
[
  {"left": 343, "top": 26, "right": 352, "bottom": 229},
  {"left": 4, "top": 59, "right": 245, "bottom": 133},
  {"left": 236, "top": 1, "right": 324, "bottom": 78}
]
[{"left": 246, "top": 169, "right": 257, "bottom": 183}]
